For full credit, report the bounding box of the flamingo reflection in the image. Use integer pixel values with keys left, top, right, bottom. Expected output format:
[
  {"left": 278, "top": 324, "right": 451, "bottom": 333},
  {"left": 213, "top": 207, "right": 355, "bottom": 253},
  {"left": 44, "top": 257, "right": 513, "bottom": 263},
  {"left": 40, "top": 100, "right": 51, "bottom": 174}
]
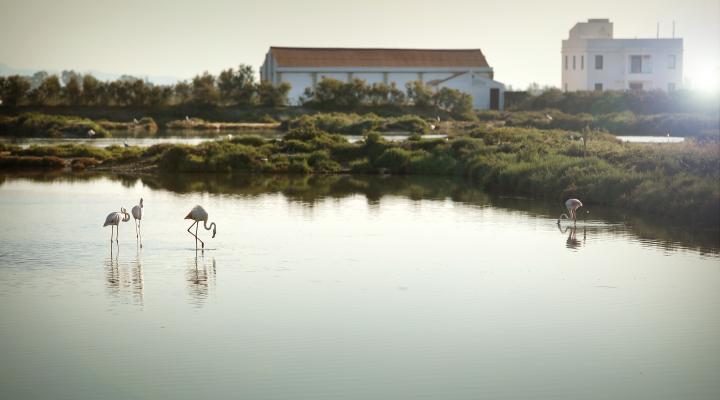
[
  {"left": 558, "top": 224, "right": 586, "bottom": 250},
  {"left": 186, "top": 251, "right": 216, "bottom": 306}
]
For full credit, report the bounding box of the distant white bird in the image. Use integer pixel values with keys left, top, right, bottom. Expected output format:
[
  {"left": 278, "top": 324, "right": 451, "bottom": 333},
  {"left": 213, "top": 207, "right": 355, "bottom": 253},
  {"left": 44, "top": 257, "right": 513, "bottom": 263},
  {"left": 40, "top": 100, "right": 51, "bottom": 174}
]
[
  {"left": 124, "top": 140, "right": 129, "bottom": 148},
  {"left": 131, "top": 198, "right": 143, "bottom": 242},
  {"left": 430, "top": 124, "right": 436, "bottom": 130},
  {"left": 133, "top": 118, "right": 139, "bottom": 124},
  {"left": 436, "top": 115, "right": 441, "bottom": 123},
  {"left": 104, "top": 208, "right": 130, "bottom": 242},
  {"left": 185, "top": 205, "right": 217, "bottom": 249},
  {"left": 87, "top": 129, "right": 96, "bottom": 137},
  {"left": 185, "top": 116, "right": 190, "bottom": 121},
  {"left": 558, "top": 198, "right": 583, "bottom": 224},
  {"left": 545, "top": 113, "right": 553, "bottom": 121}
]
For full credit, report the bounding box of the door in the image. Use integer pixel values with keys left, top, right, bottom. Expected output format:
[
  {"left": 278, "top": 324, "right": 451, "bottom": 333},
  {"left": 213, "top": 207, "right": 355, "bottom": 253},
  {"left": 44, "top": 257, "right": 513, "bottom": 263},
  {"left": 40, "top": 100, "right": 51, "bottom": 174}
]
[{"left": 490, "top": 88, "right": 500, "bottom": 110}]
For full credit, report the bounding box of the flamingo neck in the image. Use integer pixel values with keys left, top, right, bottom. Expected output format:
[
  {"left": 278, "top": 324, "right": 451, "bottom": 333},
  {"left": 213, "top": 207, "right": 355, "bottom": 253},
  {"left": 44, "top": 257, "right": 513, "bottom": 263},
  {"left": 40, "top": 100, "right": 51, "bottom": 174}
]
[{"left": 203, "top": 220, "right": 215, "bottom": 231}]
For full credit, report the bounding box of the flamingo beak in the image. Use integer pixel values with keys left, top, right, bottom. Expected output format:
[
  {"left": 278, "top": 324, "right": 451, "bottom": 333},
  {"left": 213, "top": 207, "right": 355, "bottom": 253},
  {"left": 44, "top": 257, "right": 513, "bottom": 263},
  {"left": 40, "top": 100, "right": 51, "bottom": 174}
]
[{"left": 212, "top": 228, "right": 217, "bottom": 238}]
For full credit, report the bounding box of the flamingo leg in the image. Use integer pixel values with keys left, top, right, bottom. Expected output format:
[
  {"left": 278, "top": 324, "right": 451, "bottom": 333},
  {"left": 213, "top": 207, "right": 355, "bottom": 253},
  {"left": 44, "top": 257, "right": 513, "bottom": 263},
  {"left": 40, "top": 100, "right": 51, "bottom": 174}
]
[
  {"left": 187, "top": 221, "right": 201, "bottom": 248},
  {"left": 135, "top": 219, "right": 138, "bottom": 238},
  {"left": 116, "top": 223, "right": 120, "bottom": 243},
  {"left": 138, "top": 220, "right": 142, "bottom": 248},
  {"left": 196, "top": 223, "right": 204, "bottom": 249}
]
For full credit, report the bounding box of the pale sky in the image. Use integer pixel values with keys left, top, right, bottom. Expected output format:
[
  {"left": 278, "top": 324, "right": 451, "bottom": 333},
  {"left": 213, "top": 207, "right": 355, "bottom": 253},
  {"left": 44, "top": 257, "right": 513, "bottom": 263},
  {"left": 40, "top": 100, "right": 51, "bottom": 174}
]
[{"left": 1, "top": 0, "right": 718, "bottom": 90}]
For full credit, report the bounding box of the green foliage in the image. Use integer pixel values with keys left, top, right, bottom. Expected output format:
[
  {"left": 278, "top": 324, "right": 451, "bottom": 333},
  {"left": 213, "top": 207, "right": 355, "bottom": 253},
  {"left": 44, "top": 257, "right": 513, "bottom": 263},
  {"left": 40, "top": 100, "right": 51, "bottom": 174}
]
[
  {"left": 191, "top": 72, "right": 220, "bottom": 106},
  {"left": 481, "top": 109, "right": 719, "bottom": 138},
  {"left": 0, "top": 113, "right": 110, "bottom": 138},
  {"left": 435, "top": 87, "right": 474, "bottom": 119},
  {"left": 405, "top": 81, "right": 434, "bottom": 109},
  {"left": 30, "top": 75, "right": 62, "bottom": 106},
  {"left": 512, "top": 88, "right": 720, "bottom": 115},
  {"left": 257, "top": 81, "right": 290, "bottom": 107},
  {"left": 3, "top": 120, "right": 717, "bottom": 227},
  {"left": 0, "top": 75, "right": 31, "bottom": 106},
  {"left": 218, "top": 65, "right": 256, "bottom": 106},
  {"left": 284, "top": 113, "right": 429, "bottom": 134}
]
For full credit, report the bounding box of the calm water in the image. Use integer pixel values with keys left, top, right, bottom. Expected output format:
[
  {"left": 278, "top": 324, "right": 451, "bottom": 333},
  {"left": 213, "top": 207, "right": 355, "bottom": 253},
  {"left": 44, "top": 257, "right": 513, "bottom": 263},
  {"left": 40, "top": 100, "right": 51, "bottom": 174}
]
[
  {"left": 617, "top": 136, "right": 685, "bottom": 143},
  {"left": 0, "top": 173, "right": 718, "bottom": 400},
  {"left": 0, "top": 132, "right": 446, "bottom": 148}
]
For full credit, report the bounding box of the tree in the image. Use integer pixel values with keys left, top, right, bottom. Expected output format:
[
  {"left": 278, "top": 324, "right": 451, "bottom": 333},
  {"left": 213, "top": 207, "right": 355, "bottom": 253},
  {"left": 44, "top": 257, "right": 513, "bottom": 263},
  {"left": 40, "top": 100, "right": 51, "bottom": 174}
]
[
  {"left": 82, "top": 75, "right": 101, "bottom": 105},
  {"left": 303, "top": 78, "right": 367, "bottom": 109},
  {"left": 29, "top": 71, "right": 49, "bottom": 89},
  {"left": 256, "top": 81, "right": 290, "bottom": 107},
  {"left": 218, "top": 64, "right": 256, "bottom": 105},
  {"left": 31, "top": 75, "right": 62, "bottom": 105},
  {"left": 367, "top": 82, "right": 406, "bottom": 106},
  {"left": 61, "top": 70, "right": 80, "bottom": 86},
  {"left": 173, "top": 81, "right": 192, "bottom": 104},
  {"left": 63, "top": 75, "right": 83, "bottom": 106},
  {"left": 434, "top": 87, "right": 473, "bottom": 118},
  {"left": 405, "top": 81, "right": 433, "bottom": 109},
  {"left": 191, "top": 72, "right": 220, "bottom": 106},
  {"left": 0, "top": 75, "right": 31, "bottom": 106}
]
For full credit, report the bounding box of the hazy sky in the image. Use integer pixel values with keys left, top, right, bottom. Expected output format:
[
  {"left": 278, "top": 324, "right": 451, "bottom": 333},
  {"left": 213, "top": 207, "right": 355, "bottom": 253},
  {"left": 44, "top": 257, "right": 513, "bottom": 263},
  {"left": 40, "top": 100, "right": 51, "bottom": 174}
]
[{"left": 1, "top": 0, "right": 718, "bottom": 90}]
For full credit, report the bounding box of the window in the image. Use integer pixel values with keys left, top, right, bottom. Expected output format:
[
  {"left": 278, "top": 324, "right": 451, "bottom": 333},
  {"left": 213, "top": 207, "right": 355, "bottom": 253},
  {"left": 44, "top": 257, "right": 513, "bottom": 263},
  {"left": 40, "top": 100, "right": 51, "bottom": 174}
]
[
  {"left": 629, "top": 82, "right": 643, "bottom": 90},
  {"left": 565, "top": 55, "right": 568, "bottom": 70},
  {"left": 668, "top": 83, "right": 676, "bottom": 91},
  {"left": 573, "top": 55, "right": 576, "bottom": 70},
  {"left": 668, "top": 55, "right": 676, "bottom": 69},
  {"left": 581, "top": 55, "right": 584, "bottom": 70},
  {"left": 594, "top": 83, "right": 603, "bottom": 91},
  {"left": 630, "top": 55, "right": 652, "bottom": 73},
  {"left": 595, "top": 55, "right": 603, "bottom": 70}
]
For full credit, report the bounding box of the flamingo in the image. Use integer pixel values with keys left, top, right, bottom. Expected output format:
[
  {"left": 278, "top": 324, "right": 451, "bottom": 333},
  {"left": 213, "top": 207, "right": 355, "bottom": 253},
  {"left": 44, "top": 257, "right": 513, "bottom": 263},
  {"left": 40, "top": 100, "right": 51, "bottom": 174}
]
[
  {"left": 558, "top": 198, "right": 583, "bottom": 224},
  {"left": 131, "top": 198, "right": 143, "bottom": 243},
  {"left": 104, "top": 208, "right": 130, "bottom": 242},
  {"left": 185, "top": 205, "right": 217, "bottom": 249}
]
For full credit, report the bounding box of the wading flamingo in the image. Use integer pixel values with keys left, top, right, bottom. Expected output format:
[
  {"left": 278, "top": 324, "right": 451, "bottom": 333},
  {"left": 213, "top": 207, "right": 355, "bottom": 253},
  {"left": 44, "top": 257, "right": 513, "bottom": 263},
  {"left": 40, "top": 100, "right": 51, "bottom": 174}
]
[
  {"left": 558, "top": 198, "right": 583, "bottom": 224},
  {"left": 104, "top": 208, "right": 130, "bottom": 242},
  {"left": 131, "top": 198, "right": 143, "bottom": 243},
  {"left": 185, "top": 205, "right": 217, "bottom": 249}
]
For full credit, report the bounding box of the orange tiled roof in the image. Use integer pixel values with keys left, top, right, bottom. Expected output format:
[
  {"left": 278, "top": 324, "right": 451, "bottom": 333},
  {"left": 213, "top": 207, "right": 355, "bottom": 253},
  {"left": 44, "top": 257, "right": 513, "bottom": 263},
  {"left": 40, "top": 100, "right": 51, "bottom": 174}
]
[{"left": 270, "top": 47, "right": 490, "bottom": 68}]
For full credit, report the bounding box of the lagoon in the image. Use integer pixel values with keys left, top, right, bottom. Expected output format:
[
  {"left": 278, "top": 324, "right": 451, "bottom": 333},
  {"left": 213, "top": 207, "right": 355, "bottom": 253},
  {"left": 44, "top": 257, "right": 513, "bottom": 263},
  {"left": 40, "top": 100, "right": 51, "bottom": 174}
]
[{"left": 0, "top": 173, "right": 718, "bottom": 399}]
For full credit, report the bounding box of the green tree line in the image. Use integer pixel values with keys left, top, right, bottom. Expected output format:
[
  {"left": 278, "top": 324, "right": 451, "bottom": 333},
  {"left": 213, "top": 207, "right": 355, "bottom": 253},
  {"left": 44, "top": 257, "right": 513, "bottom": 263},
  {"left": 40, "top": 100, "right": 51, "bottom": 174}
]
[
  {"left": 507, "top": 87, "right": 719, "bottom": 115},
  {"left": 301, "top": 79, "right": 474, "bottom": 118},
  {"left": 0, "top": 65, "right": 291, "bottom": 108}
]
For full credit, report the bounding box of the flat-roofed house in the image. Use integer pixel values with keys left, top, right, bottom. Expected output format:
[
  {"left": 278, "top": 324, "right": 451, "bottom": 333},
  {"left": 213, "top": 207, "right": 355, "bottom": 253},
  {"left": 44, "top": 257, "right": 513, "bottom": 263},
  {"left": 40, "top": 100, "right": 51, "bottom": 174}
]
[
  {"left": 260, "top": 47, "right": 505, "bottom": 109},
  {"left": 562, "top": 19, "right": 683, "bottom": 92}
]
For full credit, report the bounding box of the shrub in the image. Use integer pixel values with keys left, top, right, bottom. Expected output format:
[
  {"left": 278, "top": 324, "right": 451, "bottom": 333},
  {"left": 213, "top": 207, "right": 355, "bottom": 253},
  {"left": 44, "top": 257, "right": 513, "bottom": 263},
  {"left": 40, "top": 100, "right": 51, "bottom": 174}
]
[{"left": 374, "top": 147, "right": 413, "bottom": 174}]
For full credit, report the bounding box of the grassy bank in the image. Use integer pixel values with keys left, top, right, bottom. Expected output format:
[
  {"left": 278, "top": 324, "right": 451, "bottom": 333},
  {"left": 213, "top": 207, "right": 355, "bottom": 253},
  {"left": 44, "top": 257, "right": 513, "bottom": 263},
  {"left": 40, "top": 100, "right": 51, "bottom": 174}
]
[
  {"left": 476, "top": 110, "right": 720, "bottom": 138},
  {"left": 166, "top": 117, "right": 280, "bottom": 130},
  {"left": 1, "top": 124, "right": 718, "bottom": 227},
  {"left": 97, "top": 117, "right": 158, "bottom": 133},
  {"left": 0, "top": 113, "right": 110, "bottom": 138}
]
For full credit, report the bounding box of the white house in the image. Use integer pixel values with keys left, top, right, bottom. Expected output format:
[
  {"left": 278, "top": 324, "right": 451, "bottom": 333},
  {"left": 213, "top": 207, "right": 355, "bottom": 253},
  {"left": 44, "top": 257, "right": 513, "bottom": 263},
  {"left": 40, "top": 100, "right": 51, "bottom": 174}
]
[
  {"left": 562, "top": 19, "right": 683, "bottom": 92},
  {"left": 260, "top": 47, "right": 505, "bottom": 109}
]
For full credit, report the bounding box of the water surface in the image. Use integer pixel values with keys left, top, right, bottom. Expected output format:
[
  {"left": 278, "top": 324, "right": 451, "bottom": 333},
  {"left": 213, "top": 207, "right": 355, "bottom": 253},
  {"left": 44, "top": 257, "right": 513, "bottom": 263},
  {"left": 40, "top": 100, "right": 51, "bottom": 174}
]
[{"left": 0, "top": 173, "right": 718, "bottom": 400}]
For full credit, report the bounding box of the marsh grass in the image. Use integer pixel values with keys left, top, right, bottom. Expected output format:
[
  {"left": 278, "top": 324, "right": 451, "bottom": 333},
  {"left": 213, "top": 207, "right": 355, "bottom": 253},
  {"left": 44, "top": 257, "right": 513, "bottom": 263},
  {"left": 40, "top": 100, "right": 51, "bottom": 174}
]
[
  {"left": 0, "top": 113, "right": 110, "bottom": 138},
  {"left": 2, "top": 123, "right": 717, "bottom": 226}
]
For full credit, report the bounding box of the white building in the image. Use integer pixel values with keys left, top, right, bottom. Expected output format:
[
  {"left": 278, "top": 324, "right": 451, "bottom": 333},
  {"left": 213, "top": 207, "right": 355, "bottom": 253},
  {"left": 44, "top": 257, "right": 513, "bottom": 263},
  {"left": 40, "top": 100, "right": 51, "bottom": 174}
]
[
  {"left": 562, "top": 19, "right": 683, "bottom": 92},
  {"left": 260, "top": 47, "right": 505, "bottom": 110}
]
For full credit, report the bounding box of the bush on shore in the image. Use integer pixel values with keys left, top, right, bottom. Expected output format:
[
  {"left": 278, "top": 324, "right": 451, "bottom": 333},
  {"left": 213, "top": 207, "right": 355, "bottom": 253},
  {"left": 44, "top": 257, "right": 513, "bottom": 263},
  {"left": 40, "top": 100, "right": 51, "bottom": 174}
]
[{"left": 0, "top": 113, "right": 110, "bottom": 138}]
